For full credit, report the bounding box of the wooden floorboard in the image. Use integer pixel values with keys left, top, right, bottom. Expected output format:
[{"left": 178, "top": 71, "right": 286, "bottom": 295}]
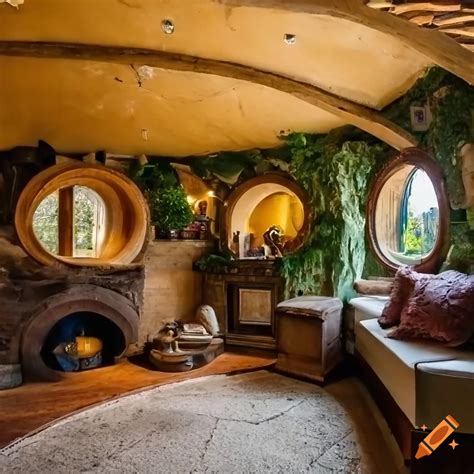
[{"left": 0, "top": 352, "right": 275, "bottom": 448}]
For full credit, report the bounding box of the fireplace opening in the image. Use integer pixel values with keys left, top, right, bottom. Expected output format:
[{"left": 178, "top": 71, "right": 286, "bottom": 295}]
[{"left": 40, "top": 312, "right": 126, "bottom": 372}]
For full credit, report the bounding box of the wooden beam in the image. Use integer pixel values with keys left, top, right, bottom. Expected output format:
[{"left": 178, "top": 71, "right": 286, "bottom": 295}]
[
  {"left": 390, "top": 3, "right": 461, "bottom": 15},
  {"left": 0, "top": 41, "right": 417, "bottom": 151},
  {"left": 218, "top": 0, "right": 474, "bottom": 85},
  {"left": 439, "top": 26, "right": 474, "bottom": 37},
  {"left": 407, "top": 14, "right": 434, "bottom": 26},
  {"left": 432, "top": 13, "right": 474, "bottom": 27}
]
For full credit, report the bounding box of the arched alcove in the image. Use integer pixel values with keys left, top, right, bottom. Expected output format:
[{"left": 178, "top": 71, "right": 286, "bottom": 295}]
[
  {"left": 21, "top": 285, "right": 139, "bottom": 381},
  {"left": 223, "top": 173, "right": 311, "bottom": 256}
]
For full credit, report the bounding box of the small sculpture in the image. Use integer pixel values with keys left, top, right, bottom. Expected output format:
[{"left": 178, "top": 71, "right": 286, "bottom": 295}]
[
  {"left": 196, "top": 305, "right": 220, "bottom": 336},
  {"left": 149, "top": 307, "right": 223, "bottom": 372},
  {"left": 263, "top": 225, "right": 284, "bottom": 258},
  {"left": 157, "top": 321, "right": 182, "bottom": 353}
]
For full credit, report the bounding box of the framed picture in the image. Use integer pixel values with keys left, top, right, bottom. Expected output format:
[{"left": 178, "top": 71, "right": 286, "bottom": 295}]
[{"left": 410, "top": 105, "right": 431, "bottom": 132}]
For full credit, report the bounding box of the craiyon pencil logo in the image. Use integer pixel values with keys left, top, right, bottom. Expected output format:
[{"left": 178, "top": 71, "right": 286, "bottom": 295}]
[{"left": 415, "top": 415, "right": 460, "bottom": 459}]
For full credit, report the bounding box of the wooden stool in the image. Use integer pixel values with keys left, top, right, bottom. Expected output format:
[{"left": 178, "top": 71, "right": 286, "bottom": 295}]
[{"left": 275, "top": 296, "right": 343, "bottom": 383}]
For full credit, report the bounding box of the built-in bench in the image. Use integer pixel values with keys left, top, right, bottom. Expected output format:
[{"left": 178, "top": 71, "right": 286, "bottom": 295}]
[{"left": 349, "top": 296, "right": 474, "bottom": 463}]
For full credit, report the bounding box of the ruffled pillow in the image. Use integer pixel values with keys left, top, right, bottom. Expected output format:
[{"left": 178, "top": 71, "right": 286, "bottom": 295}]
[
  {"left": 388, "top": 271, "right": 474, "bottom": 347},
  {"left": 378, "top": 266, "right": 426, "bottom": 329}
]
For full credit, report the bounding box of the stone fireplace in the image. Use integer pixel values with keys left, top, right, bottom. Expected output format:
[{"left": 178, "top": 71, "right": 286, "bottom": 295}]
[
  {"left": 21, "top": 285, "right": 139, "bottom": 381},
  {"left": 0, "top": 227, "right": 144, "bottom": 385}
]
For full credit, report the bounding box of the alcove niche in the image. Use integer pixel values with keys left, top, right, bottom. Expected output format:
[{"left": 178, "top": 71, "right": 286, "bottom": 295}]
[
  {"left": 15, "top": 162, "right": 149, "bottom": 267},
  {"left": 222, "top": 173, "right": 311, "bottom": 257}
]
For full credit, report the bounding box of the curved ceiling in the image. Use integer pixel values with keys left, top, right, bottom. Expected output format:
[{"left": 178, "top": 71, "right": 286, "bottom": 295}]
[
  {"left": 0, "top": 0, "right": 466, "bottom": 156},
  {"left": 0, "top": 56, "right": 345, "bottom": 155}
]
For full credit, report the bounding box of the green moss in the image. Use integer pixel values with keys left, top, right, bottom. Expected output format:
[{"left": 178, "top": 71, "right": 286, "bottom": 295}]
[
  {"left": 187, "top": 67, "right": 473, "bottom": 292},
  {"left": 280, "top": 133, "right": 385, "bottom": 301},
  {"left": 384, "top": 67, "right": 474, "bottom": 208}
]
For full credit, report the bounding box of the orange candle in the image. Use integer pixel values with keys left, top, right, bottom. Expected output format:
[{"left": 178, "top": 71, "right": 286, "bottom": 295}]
[{"left": 415, "top": 415, "right": 459, "bottom": 459}]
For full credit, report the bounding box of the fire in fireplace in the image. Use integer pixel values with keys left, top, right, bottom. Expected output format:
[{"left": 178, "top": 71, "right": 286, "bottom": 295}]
[{"left": 41, "top": 312, "right": 126, "bottom": 372}]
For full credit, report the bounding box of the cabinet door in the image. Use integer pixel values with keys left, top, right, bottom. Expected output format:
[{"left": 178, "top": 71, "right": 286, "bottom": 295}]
[{"left": 227, "top": 283, "right": 276, "bottom": 338}]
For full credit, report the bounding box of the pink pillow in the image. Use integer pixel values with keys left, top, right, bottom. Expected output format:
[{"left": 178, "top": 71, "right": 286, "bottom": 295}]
[
  {"left": 388, "top": 271, "right": 474, "bottom": 347},
  {"left": 378, "top": 267, "right": 427, "bottom": 329}
]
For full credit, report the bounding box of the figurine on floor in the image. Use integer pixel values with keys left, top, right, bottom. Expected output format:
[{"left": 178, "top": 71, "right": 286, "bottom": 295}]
[
  {"left": 158, "top": 321, "right": 182, "bottom": 353},
  {"left": 148, "top": 306, "right": 223, "bottom": 372}
]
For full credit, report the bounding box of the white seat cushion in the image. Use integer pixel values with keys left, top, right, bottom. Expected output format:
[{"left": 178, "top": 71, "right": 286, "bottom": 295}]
[
  {"left": 349, "top": 296, "right": 389, "bottom": 322},
  {"left": 355, "top": 318, "right": 460, "bottom": 426},
  {"left": 416, "top": 358, "right": 474, "bottom": 432}
]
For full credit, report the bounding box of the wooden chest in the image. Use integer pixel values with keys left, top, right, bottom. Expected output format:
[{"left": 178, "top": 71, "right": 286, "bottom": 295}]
[{"left": 275, "top": 296, "right": 343, "bottom": 383}]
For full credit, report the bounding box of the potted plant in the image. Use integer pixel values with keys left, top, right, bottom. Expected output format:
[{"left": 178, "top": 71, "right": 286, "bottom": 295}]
[{"left": 149, "top": 186, "right": 194, "bottom": 239}]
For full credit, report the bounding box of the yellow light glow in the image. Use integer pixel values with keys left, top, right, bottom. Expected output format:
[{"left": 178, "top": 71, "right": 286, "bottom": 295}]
[{"left": 187, "top": 195, "right": 196, "bottom": 204}]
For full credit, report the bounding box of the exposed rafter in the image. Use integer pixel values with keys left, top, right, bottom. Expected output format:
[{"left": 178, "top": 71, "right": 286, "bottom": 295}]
[
  {"left": 218, "top": 0, "right": 474, "bottom": 84},
  {"left": 0, "top": 41, "right": 417, "bottom": 151}
]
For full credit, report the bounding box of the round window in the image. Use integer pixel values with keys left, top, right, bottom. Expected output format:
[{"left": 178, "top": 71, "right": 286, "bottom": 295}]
[
  {"left": 15, "top": 163, "right": 149, "bottom": 267},
  {"left": 367, "top": 149, "right": 450, "bottom": 273}
]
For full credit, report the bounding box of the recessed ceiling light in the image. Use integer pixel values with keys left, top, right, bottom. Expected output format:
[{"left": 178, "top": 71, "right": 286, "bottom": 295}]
[
  {"left": 284, "top": 34, "right": 296, "bottom": 45},
  {"left": 161, "top": 19, "right": 175, "bottom": 35}
]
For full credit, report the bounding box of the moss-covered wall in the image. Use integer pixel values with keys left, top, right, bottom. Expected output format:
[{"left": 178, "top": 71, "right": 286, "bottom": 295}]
[{"left": 147, "top": 68, "right": 474, "bottom": 300}]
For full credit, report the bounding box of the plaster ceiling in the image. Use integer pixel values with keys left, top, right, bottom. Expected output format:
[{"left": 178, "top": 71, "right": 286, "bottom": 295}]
[
  {"left": 0, "top": 0, "right": 445, "bottom": 156},
  {"left": 0, "top": 57, "right": 345, "bottom": 156}
]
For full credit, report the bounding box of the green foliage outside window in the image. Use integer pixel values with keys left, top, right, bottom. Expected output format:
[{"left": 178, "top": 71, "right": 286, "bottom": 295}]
[
  {"left": 74, "top": 187, "right": 95, "bottom": 252},
  {"left": 32, "top": 187, "right": 97, "bottom": 256},
  {"left": 32, "top": 193, "right": 59, "bottom": 254},
  {"left": 403, "top": 212, "right": 423, "bottom": 255}
]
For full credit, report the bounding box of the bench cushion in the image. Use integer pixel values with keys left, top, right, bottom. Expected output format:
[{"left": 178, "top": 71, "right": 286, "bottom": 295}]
[
  {"left": 355, "top": 318, "right": 461, "bottom": 426},
  {"left": 416, "top": 358, "right": 474, "bottom": 433}
]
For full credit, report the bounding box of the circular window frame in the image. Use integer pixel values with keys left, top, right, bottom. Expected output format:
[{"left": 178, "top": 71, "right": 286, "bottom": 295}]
[
  {"left": 221, "top": 172, "right": 312, "bottom": 257},
  {"left": 366, "top": 148, "right": 450, "bottom": 274},
  {"left": 15, "top": 162, "right": 149, "bottom": 267}
]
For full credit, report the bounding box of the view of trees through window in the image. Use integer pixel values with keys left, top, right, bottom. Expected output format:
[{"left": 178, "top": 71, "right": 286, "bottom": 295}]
[
  {"left": 32, "top": 186, "right": 103, "bottom": 257},
  {"left": 32, "top": 192, "right": 59, "bottom": 254},
  {"left": 375, "top": 165, "right": 440, "bottom": 266},
  {"left": 401, "top": 169, "right": 439, "bottom": 258}
]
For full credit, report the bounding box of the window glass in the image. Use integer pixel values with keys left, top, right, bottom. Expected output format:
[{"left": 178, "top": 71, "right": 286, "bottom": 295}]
[
  {"left": 32, "top": 191, "right": 59, "bottom": 254},
  {"left": 374, "top": 166, "right": 439, "bottom": 266},
  {"left": 32, "top": 186, "right": 105, "bottom": 258},
  {"left": 73, "top": 186, "right": 105, "bottom": 258}
]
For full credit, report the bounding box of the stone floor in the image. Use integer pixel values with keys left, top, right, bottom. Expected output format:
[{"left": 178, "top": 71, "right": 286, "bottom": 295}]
[{"left": 0, "top": 371, "right": 404, "bottom": 473}]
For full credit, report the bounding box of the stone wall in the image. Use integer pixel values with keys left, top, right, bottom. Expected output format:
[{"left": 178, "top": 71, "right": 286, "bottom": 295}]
[
  {"left": 129, "top": 239, "right": 214, "bottom": 354},
  {"left": 0, "top": 222, "right": 215, "bottom": 367}
]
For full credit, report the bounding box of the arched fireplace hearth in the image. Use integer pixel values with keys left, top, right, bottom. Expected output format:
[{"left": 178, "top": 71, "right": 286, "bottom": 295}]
[{"left": 21, "top": 285, "right": 139, "bottom": 381}]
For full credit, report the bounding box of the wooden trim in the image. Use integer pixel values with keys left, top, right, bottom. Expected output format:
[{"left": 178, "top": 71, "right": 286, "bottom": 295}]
[
  {"left": 58, "top": 187, "right": 74, "bottom": 257},
  {"left": 0, "top": 41, "right": 417, "bottom": 151},
  {"left": 221, "top": 172, "right": 312, "bottom": 257},
  {"left": 366, "top": 148, "right": 451, "bottom": 274}
]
